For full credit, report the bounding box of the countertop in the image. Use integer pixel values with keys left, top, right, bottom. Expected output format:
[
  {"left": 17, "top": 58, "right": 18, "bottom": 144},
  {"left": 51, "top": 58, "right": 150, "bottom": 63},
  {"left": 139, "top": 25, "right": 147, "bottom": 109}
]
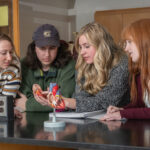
[{"left": 0, "top": 112, "right": 150, "bottom": 150}]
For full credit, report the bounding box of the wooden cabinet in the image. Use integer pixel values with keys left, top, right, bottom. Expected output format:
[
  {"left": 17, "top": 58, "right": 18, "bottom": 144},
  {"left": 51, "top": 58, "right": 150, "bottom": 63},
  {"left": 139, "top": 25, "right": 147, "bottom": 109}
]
[
  {"left": 95, "top": 7, "right": 150, "bottom": 44},
  {"left": 0, "top": 0, "right": 12, "bottom": 37},
  {"left": 0, "top": 143, "right": 74, "bottom": 150},
  {"left": 0, "top": 0, "right": 20, "bottom": 56}
]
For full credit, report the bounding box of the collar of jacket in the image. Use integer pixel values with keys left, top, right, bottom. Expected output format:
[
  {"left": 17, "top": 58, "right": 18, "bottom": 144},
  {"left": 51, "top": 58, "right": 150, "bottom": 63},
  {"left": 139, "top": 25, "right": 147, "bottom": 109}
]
[{"left": 34, "top": 67, "right": 57, "bottom": 78}]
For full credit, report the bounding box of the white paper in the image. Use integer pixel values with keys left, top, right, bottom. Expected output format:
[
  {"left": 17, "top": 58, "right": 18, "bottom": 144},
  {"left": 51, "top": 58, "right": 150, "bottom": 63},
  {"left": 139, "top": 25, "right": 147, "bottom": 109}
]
[
  {"left": 87, "top": 112, "right": 106, "bottom": 120},
  {"left": 49, "top": 109, "right": 105, "bottom": 119}
]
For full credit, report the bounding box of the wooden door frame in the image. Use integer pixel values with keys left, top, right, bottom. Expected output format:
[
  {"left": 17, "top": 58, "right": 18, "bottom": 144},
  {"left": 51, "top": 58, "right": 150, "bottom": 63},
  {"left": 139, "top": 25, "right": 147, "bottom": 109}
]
[{"left": 13, "top": 0, "right": 20, "bottom": 57}]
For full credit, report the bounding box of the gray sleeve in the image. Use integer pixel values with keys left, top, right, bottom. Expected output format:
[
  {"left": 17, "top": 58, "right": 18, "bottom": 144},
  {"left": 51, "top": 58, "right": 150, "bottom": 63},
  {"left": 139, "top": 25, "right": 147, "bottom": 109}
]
[{"left": 75, "top": 56, "right": 129, "bottom": 112}]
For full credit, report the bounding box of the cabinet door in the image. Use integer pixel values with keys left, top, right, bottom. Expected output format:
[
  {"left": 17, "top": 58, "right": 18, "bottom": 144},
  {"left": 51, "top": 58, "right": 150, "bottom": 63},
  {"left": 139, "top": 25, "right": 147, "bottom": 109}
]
[
  {"left": 0, "top": 0, "right": 20, "bottom": 57},
  {"left": 0, "top": 0, "right": 12, "bottom": 38},
  {"left": 95, "top": 12, "right": 122, "bottom": 44},
  {"left": 123, "top": 11, "right": 150, "bottom": 28},
  {"left": 95, "top": 7, "right": 150, "bottom": 44}
]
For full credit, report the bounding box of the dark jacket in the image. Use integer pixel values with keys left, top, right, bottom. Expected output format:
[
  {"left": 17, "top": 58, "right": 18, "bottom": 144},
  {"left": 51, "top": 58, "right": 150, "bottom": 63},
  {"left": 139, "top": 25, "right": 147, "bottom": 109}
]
[{"left": 20, "top": 59, "right": 75, "bottom": 112}]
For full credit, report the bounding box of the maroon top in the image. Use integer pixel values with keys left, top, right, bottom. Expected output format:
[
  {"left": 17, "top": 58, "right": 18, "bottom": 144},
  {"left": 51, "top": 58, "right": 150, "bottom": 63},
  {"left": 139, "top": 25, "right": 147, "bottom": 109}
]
[{"left": 120, "top": 74, "right": 150, "bottom": 119}]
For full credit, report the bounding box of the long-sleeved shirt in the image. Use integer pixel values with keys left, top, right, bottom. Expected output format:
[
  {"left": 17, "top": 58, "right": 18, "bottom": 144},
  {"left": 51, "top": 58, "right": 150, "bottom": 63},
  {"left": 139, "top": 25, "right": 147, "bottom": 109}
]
[
  {"left": 120, "top": 74, "right": 150, "bottom": 119},
  {"left": 0, "top": 53, "right": 21, "bottom": 98},
  {"left": 74, "top": 55, "right": 130, "bottom": 112}
]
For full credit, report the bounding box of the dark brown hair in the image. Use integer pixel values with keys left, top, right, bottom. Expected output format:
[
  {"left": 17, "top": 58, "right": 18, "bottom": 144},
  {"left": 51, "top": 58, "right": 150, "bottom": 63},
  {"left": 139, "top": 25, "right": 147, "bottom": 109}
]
[
  {"left": 23, "top": 40, "right": 73, "bottom": 70},
  {"left": 0, "top": 33, "right": 14, "bottom": 50}
]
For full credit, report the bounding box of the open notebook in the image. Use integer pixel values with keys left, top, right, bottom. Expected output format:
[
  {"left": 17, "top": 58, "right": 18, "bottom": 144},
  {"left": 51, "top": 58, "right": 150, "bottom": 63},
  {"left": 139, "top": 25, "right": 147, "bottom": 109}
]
[{"left": 49, "top": 109, "right": 105, "bottom": 119}]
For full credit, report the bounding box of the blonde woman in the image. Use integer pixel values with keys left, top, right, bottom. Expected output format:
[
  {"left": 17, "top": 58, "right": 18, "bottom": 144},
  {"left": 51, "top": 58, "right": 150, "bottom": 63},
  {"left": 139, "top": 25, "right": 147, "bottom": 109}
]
[{"left": 40, "top": 22, "right": 130, "bottom": 112}]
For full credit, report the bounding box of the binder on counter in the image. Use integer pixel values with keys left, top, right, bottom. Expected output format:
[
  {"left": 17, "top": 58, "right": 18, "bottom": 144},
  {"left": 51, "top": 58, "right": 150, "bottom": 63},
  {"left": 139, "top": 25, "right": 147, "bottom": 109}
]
[{"left": 49, "top": 109, "right": 105, "bottom": 119}]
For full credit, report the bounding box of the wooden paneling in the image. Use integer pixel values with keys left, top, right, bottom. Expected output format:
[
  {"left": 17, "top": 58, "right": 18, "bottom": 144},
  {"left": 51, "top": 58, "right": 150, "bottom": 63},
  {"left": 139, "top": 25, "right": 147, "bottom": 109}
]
[
  {"left": 95, "top": 7, "right": 150, "bottom": 44},
  {"left": 0, "top": 143, "right": 75, "bottom": 150},
  {"left": 12, "top": 0, "right": 20, "bottom": 57},
  {"left": 0, "top": 27, "right": 9, "bottom": 35},
  {"left": 95, "top": 13, "right": 122, "bottom": 43},
  {"left": 123, "top": 11, "right": 150, "bottom": 27}
]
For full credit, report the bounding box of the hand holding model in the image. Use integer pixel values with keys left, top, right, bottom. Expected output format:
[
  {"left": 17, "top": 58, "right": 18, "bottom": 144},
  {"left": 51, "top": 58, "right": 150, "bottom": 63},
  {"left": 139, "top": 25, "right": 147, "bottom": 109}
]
[
  {"left": 32, "top": 84, "right": 48, "bottom": 105},
  {"left": 33, "top": 84, "right": 43, "bottom": 96}
]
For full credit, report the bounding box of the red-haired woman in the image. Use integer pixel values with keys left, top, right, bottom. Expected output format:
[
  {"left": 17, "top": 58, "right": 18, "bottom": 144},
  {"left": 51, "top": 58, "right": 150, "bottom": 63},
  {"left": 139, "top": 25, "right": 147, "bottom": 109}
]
[{"left": 101, "top": 19, "right": 150, "bottom": 120}]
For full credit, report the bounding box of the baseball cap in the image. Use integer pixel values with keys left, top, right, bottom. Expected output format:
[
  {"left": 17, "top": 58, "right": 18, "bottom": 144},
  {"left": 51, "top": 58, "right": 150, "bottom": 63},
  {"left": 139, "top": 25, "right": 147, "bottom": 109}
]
[{"left": 32, "top": 24, "right": 60, "bottom": 47}]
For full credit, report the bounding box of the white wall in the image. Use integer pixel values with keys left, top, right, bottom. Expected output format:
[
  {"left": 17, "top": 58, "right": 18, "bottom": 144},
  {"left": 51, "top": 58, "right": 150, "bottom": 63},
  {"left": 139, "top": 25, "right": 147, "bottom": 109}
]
[
  {"left": 19, "top": 0, "right": 150, "bottom": 58},
  {"left": 19, "top": 0, "right": 75, "bottom": 58}
]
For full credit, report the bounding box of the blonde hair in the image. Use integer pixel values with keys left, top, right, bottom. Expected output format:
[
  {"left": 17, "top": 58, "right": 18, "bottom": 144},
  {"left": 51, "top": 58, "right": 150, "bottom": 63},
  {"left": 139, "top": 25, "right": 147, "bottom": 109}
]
[{"left": 75, "top": 22, "right": 124, "bottom": 95}]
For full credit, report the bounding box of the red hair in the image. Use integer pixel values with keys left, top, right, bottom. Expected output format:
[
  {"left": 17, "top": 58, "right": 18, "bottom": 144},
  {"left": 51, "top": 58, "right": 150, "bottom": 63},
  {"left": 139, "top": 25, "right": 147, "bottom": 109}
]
[{"left": 121, "top": 19, "right": 150, "bottom": 103}]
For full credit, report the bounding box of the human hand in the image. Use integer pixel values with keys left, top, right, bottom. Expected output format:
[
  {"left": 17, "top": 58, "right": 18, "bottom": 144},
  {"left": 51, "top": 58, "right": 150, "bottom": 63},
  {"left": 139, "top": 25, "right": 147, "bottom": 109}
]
[
  {"left": 107, "top": 105, "right": 123, "bottom": 114},
  {"left": 14, "top": 108, "right": 22, "bottom": 119},
  {"left": 100, "top": 111, "right": 122, "bottom": 121},
  {"left": 19, "top": 113, "right": 27, "bottom": 128},
  {"left": 33, "top": 84, "right": 43, "bottom": 96},
  {"left": 15, "top": 92, "right": 27, "bottom": 112},
  {"left": 34, "top": 91, "right": 49, "bottom": 106},
  {"left": 100, "top": 120, "right": 122, "bottom": 131},
  {"left": 32, "top": 84, "right": 49, "bottom": 106},
  {"left": 33, "top": 84, "right": 47, "bottom": 98}
]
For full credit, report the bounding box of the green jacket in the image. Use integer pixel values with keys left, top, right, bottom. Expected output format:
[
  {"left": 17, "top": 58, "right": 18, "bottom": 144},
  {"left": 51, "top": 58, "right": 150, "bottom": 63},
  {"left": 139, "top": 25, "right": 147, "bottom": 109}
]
[{"left": 20, "top": 59, "right": 75, "bottom": 112}]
